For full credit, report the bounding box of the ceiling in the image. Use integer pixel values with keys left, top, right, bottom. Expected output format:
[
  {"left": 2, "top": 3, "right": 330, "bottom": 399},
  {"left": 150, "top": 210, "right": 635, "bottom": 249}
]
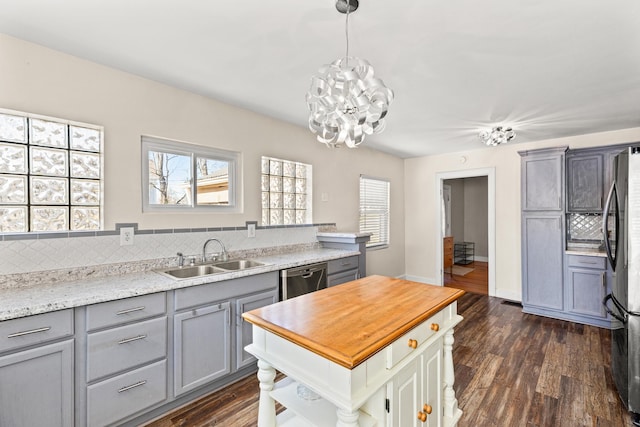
[{"left": 2, "top": 0, "right": 640, "bottom": 158}]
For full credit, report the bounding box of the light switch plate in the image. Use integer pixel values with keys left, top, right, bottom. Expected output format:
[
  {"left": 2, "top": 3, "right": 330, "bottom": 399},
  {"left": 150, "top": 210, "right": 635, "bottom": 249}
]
[{"left": 247, "top": 223, "right": 256, "bottom": 238}]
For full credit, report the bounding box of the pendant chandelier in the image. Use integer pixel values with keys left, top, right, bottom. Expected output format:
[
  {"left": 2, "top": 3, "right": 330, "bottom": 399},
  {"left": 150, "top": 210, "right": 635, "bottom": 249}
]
[
  {"left": 479, "top": 126, "right": 516, "bottom": 146},
  {"left": 306, "top": 0, "right": 394, "bottom": 148}
]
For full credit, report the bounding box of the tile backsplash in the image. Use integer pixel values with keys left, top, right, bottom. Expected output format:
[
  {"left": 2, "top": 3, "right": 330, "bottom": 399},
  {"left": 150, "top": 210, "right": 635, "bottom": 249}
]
[
  {"left": 567, "top": 213, "right": 614, "bottom": 246},
  {"left": 0, "top": 223, "right": 336, "bottom": 276}
]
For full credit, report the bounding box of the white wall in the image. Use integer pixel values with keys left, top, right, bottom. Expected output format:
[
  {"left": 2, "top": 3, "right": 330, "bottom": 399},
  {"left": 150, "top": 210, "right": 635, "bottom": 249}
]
[
  {"left": 463, "top": 177, "right": 488, "bottom": 259},
  {"left": 405, "top": 127, "right": 640, "bottom": 300},
  {"left": 0, "top": 34, "right": 405, "bottom": 278}
]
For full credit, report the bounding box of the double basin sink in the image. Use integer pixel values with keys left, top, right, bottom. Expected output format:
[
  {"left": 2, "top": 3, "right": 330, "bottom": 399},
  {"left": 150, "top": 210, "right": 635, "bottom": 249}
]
[{"left": 158, "top": 259, "right": 268, "bottom": 280}]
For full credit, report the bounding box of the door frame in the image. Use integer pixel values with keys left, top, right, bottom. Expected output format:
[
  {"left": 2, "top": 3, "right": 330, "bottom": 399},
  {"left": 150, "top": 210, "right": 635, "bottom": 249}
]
[{"left": 435, "top": 168, "right": 496, "bottom": 297}]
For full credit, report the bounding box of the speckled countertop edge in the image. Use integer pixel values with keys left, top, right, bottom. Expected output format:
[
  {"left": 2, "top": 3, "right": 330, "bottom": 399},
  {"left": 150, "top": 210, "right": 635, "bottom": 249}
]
[
  {"left": 0, "top": 248, "right": 359, "bottom": 321},
  {"left": 565, "top": 249, "right": 608, "bottom": 257}
]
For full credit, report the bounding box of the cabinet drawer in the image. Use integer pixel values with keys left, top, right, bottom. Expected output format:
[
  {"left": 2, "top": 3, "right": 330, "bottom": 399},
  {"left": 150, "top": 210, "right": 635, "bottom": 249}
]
[
  {"left": 86, "top": 293, "right": 166, "bottom": 331},
  {"left": 327, "top": 269, "right": 358, "bottom": 287},
  {"left": 0, "top": 309, "right": 73, "bottom": 353},
  {"left": 567, "top": 255, "right": 606, "bottom": 269},
  {"left": 87, "top": 316, "right": 167, "bottom": 382},
  {"left": 385, "top": 310, "right": 444, "bottom": 369},
  {"left": 327, "top": 256, "right": 359, "bottom": 275},
  {"left": 87, "top": 359, "right": 167, "bottom": 427},
  {"left": 174, "top": 272, "right": 278, "bottom": 311}
]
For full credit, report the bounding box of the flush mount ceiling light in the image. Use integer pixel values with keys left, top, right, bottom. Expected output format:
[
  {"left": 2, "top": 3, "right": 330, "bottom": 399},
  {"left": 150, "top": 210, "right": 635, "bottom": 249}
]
[
  {"left": 479, "top": 126, "right": 516, "bottom": 146},
  {"left": 305, "top": 0, "right": 394, "bottom": 148}
]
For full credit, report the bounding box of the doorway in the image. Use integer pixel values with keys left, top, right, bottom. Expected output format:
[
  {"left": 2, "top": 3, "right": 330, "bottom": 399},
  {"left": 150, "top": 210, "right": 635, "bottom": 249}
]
[{"left": 435, "top": 168, "right": 496, "bottom": 297}]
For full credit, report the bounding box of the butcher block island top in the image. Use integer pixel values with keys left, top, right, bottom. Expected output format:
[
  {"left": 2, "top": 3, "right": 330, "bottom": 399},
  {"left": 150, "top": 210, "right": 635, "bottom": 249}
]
[{"left": 242, "top": 275, "right": 465, "bottom": 369}]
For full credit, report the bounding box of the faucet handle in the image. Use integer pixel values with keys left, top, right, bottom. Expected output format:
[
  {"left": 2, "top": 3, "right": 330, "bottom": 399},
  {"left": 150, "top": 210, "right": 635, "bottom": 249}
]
[{"left": 176, "top": 252, "right": 184, "bottom": 268}]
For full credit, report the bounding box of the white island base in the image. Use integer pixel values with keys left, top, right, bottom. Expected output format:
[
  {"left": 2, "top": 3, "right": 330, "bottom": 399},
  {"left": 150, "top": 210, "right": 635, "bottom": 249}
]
[{"left": 243, "top": 276, "right": 464, "bottom": 427}]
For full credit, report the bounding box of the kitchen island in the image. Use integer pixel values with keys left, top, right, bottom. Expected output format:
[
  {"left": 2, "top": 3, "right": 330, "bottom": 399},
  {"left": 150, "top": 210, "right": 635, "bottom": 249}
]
[{"left": 242, "top": 275, "right": 465, "bottom": 426}]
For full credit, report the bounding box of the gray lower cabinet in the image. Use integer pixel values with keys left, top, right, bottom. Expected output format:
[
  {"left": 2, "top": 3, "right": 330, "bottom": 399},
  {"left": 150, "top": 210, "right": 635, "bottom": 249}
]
[
  {"left": 174, "top": 302, "right": 231, "bottom": 396},
  {"left": 84, "top": 293, "right": 168, "bottom": 426},
  {"left": 236, "top": 290, "right": 277, "bottom": 370},
  {"left": 521, "top": 214, "right": 565, "bottom": 311},
  {"left": 0, "top": 309, "right": 74, "bottom": 427},
  {"left": 327, "top": 255, "right": 359, "bottom": 287},
  {"left": 0, "top": 339, "right": 74, "bottom": 427},
  {"left": 565, "top": 254, "right": 611, "bottom": 327}
]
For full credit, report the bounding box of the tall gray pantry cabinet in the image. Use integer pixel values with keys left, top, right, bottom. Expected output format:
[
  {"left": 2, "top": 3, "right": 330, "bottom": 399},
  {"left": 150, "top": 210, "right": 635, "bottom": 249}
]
[{"left": 519, "top": 146, "right": 568, "bottom": 316}]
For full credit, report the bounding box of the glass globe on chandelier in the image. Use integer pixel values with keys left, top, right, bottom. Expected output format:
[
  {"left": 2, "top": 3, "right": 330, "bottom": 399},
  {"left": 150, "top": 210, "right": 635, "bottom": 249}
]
[
  {"left": 306, "top": 0, "right": 394, "bottom": 148},
  {"left": 478, "top": 126, "right": 516, "bottom": 146}
]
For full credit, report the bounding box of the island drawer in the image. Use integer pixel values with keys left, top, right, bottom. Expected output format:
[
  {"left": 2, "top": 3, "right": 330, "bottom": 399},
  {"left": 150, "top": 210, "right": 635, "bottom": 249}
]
[
  {"left": 327, "top": 256, "right": 359, "bottom": 275},
  {"left": 86, "top": 293, "right": 166, "bottom": 331},
  {"left": 385, "top": 310, "right": 444, "bottom": 369},
  {"left": 0, "top": 309, "right": 73, "bottom": 354},
  {"left": 86, "top": 316, "right": 167, "bottom": 382},
  {"left": 87, "top": 359, "right": 167, "bottom": 426},
  {"left": 567, "top": 255, "right": 606, "bottom": 269}
]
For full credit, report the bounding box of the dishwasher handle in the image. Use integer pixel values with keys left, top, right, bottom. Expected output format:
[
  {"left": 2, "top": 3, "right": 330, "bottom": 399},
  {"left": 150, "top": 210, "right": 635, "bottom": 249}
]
[{"left": 282, "top": 263, "right": 327, "bottom": 278}]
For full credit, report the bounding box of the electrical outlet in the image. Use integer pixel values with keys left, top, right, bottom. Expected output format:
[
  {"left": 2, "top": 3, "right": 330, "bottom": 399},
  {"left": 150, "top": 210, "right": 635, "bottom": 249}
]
[
  {"left": 120, "top": 227, "right": 134, "bottom": 246},
  {"left": 247, "top": 223, "right": 256, "bottom": 238}
]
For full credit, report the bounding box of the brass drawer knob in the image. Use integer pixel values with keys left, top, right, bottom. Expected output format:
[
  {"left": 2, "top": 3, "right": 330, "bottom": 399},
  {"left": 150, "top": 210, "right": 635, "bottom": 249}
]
[
  {"left": 408, "top": 339, "right": 418, "bottom": 349},
  {"left": 417, "top": 411, "right": 427, "bottom": 422},
  {"left": 431, "top": 323, "right": 440, "bottom": 332},
  {"left": 423, "top": 403, "right": 432, "bottom": 414}
]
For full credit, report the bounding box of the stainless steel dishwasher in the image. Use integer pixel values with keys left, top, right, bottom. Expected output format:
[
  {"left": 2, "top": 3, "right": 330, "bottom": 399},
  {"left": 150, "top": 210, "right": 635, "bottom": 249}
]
[{"left": 280, "top": 262, "right": 327, "bottom": 300}]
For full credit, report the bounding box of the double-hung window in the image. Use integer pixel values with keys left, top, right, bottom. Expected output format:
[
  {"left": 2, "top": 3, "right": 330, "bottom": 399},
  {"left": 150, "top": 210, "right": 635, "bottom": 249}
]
[{"left": 359, "top": 175, "right": 390, "bottom": 248}]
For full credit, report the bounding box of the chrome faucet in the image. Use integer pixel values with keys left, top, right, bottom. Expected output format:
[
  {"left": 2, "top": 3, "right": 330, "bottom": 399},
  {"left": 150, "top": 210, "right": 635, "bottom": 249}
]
[
  {"left": 177, "top": 252, "right": 184, "bottom": 268},
  {"left": 202, "top": 238, "right": 228, "bottom": 263}
]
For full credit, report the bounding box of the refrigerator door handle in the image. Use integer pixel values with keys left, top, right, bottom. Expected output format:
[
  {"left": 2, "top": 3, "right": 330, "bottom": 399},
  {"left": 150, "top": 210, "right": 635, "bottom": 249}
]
[
  {"left": 603, "top": 294, "right": 626, "bottom": 323},
  {"left": 603, "top": 181, "right": 618, "bottom": 271}
]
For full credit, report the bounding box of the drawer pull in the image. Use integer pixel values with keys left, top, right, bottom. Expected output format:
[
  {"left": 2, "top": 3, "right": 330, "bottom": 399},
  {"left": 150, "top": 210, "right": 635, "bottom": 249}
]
[
  {"left": 7, "top": 326, "right": 51, "bottom": 338},
  {"left": 116, "top": 306, "right": 146, "bottom": 315},
  {"left": 408, "top": 339, "right": 418, "bottom": 349},
  {"left": 118, "top": 334, "right": 147, "bottom": 345},
  {"left": 431, "top": 323, "right": 440, "bottom": 332},
  {"left": 417, "top": 411, "right": 427, "bottom": 422},
  {"left": 117, "top": 380, "right": 147, "bottom": 393},
  {"left": 423, "top": 403, "right": 433, "bottom": 414}
]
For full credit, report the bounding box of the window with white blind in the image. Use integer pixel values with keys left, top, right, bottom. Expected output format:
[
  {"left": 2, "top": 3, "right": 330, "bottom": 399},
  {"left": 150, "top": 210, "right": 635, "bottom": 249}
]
[{"left": 359, "top": 175, "right": 390, "bottom": 248}]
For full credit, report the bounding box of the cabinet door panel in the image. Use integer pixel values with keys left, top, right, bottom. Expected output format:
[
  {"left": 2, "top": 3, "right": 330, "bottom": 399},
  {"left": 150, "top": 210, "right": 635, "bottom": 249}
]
[
  {"left": 523, "top": 156, "right": 563, "bottom": 211},
  {"left": 522, "top": 215, "right": 564, "bottom": 309},
  {"left": 0, "top": 340, "right": 73, "bottom": 427},
  {"left": 421, "top": 339, "right": 442, "bottom": 427},
  {"left": 174, "top": 302, "right": 231, "bottom": 396},
  {"left": 567, "top": 268, "right": 607, "bottom": 318},
  {"left": 567, "top": 154, "right": 603, "bottom": 212},
  {"left": 236, "top": 291, "right": 277, "bottom": 369},
  {"left": 388, "top": 357, "right": 421, "bottom": 427},
  {"left": 327, "top": 269, "right": 359, "bottom": 287}
]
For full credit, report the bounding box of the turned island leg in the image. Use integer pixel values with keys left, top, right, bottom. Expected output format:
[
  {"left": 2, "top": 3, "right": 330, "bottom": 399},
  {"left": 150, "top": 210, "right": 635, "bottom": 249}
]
[
  {"left": 336, "top": 407, "right": 359, "bottom": 427},
  {"left": 256, "top": 359, "right": 277, "bottom": 427},
  {"left": 443, "top": 328, "right": 462, "bottom": 426}
]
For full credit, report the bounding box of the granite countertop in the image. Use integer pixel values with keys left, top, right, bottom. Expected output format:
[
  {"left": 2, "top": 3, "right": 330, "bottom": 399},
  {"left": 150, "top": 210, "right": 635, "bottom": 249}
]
[
  {"left": 565, "top": 248, "right": 608, "bottom": 257},
  {"left": 0, "top": 248, "right": 359, "bottom": 322}
]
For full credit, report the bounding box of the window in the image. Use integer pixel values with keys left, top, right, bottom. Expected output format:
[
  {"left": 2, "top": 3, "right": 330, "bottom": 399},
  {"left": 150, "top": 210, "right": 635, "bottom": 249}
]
[
  {"left": 261, "top": 156, "right": 312, "bottom": 225},
  {"left": 359, "top": 175, "right": 390, "bottom": 248},
  {"left": 0, "top": 110, "right": 103, "bottom": 232},
  {"left": 142, "top": 136, "right": 242, "bottom": 212}
]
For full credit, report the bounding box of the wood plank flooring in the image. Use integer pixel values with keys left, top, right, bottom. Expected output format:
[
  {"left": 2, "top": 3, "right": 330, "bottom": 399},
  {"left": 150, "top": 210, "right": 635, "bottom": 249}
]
[
  {"left": 144, "top": 292, "right": 631, "bottom": 427},
  {"left": 445, "top": 260, "right": 489, "bottom": 295}
]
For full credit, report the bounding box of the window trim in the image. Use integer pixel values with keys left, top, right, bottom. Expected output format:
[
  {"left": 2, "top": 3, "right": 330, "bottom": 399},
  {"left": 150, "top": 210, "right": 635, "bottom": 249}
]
[
  {"left": 141, "top": 136, "right": 242, "bottom": 213},
  {"left": 359, "top": 174, "right": 390, "bottom": 249}
]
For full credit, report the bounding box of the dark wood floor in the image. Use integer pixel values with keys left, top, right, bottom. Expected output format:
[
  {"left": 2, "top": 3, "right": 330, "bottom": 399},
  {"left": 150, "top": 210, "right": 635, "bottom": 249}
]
[
  {"left": 445, "top": 260, "right": 489, "bottom": 295},
  {"left": 145, "top": 292, "right": 631, "bottom": 427}
]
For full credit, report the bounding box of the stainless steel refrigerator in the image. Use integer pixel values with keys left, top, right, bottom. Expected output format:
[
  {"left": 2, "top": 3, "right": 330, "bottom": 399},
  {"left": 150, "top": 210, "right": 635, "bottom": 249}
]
[{"left": 603, "top": 147, "right": 640, "bottom": 425}]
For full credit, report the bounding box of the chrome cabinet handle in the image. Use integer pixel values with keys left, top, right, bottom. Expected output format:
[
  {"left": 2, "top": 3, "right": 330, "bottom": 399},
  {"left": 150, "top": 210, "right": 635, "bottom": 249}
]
[
  {"left": 118, "top": 380, "right": 147, "bottom": 393},
  {"left": 116, "top": 306, "right": 145, "bottom": 315},
  {"left": 7, "top": 326, "right": 51, "bottom": 338},
  {"left": 117, "top": 334, "right": 147, "bottom": 345}
]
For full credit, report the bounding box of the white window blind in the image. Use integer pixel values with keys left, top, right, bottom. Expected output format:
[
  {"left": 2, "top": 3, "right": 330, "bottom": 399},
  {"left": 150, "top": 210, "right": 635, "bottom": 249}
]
[{"left": 359, "top": 175, "right": 390, "bottom": 248}]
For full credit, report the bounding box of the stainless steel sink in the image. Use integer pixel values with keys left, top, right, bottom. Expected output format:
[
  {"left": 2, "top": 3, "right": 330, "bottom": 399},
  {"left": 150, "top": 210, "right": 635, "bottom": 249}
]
[
  {"left": 161, "top": 264, "right": 228, "bottom": 279},
  {"left": 213, "top": 259, "right": 265, "bottom": 270},
  {"left": 158, "top": 259, "right": 267, "bottom": 280}
]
